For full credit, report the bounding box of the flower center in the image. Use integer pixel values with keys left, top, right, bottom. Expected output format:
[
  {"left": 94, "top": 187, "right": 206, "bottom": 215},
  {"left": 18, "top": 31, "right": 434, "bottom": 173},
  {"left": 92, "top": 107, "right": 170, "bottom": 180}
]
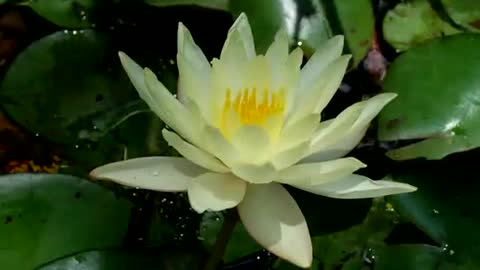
[{"left": 220, "top": 87, "right": 285, "bottom": 136}]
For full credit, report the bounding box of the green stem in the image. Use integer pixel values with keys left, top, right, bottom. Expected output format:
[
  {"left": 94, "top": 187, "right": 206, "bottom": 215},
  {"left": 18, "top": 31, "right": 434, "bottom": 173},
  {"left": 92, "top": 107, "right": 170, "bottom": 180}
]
[{"left": 202, "top": 209, "right": 239, "bottom": 270}]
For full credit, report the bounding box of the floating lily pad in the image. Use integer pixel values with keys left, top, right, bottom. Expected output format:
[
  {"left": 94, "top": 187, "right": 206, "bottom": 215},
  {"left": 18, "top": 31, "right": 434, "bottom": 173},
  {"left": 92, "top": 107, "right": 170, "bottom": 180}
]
[
  {"left": 36, "top": 248, "right": 203, "bottom": 270},
  {"left": 0, "top": 30, "right": 137, "bottom": 144},
  {"left": 378, "top": 33, "right": 480, "bottom": 160},
  {"left": 389, "top": 161, "right": 480, "bottom": 268},
  {"left": 374, "top": 244, "right": 444, "bottom": 270},
  {"left": 229, "top": 0, "right": 331, "bottom": 54},
  {"left": 200, "top": 211, "right": 261, "bottom": 263},
  {"left": 288, "top": 187, "right": 371, "bottom": 236},
  {"left": 383, "top": 0, "right": 460, "bottom": 51},
  {"left": 323, "top": 0, "right": 375, "bottom": 65},
  {"left": 28, "top": 0, "right": 95, "bottom": 28},
  {"left": 274, "top": 199, "right": 400, "bottom": 270},
  {"left": 0, "top": 173, "right": 132, "bottom": 270},
  {"left": 145, "top": 0, "right": 228, "bottom": 10},
  {"left": 441, "top": 0, "right": 480, "bottom": 32}
]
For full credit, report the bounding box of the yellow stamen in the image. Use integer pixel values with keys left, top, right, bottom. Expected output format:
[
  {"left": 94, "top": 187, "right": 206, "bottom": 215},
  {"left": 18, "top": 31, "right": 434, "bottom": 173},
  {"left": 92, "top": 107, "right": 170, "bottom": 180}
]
[{"left": 221, "top": 86, "right": 286, "bottom": 130}]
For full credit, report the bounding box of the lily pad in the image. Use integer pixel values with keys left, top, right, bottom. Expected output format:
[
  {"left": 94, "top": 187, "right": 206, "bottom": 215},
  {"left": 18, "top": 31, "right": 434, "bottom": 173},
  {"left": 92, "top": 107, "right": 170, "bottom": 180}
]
[
  {"left": 0, "top": 29, "right": 137, "bottom": 144},
  {"left": 200, "top": 211, "right": 261, "bottom": 263},
  {"left": 378, "top": 33, "right": 480, "bottom": 160},
  {"left": 274, "top": 199, "right": 401, "bottom": 270},
  {"left": 374, "top": 244, "right": 444, "bottom": 270},
  {"left": 383, "top": 0, "right": 460, "bottom": 51},
  {"left": 0, "top": 173, "right": 132, "bottom": 270},
  {"left": 145, "top": 0, "right": 228, "bottom": 10},
  {"left": 36, "top": 248, "right": 203, "bottom": 270},
  {"left": 28, "top": 0, "right": 95, "bottom": 28},
  {"left": 229, "top": 0, "right": 331, "bottom": 54},
  {"left": 322, "top": 0, "right": 375, "bottom": 65},
  {"left": 288, "top": 187, "right": 371, "bottom": 236},
  {"left": 441, "top": 0, "right": 480, "bottom": 32},
  {"left": 389, "top": 161, "right": 480, "bottom": 268}
]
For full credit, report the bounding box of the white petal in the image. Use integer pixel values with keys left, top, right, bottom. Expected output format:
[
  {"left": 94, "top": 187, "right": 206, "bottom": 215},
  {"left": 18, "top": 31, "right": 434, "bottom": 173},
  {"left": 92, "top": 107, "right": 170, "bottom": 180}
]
[
  {"left": 287, "top": 55, "right": 351, "bottom": 125},
  {"left": 300, "top": 35, "right": 344, "bottom": 91},
  {"left": 231, "top": 162, "right": 278, "bottom": 184},
  {"left": 266, "top": 28, "right": 289, "bottom": 68},
  {"left": 272, "top": 141, "right": 310, "bottom": 170},
  {"left": 177, "top": 22, "right": 210, "bottom": 71},
  {"left": 143, "top": 68, "right": 203, "bottom": 145},
  {"left": 312, "top": 55, "right": 351, "bottom": 114},
  {"left": 230, "top": 125, "right": 272, "bottom": 164},
  {"left": 286, "top": 47, "right": 304, "bottom": 73},
  {"left": 187, "top": 173, "right": 247, "bottom": 213},
  {"left": 119, "top": 52, "right": 204, "bottom": 145},
  {"left": 176, "top": 53, "right": 211, "bottom": 122},
  {"left": 292, "top": 174, "right": 417, "bottom": 199},
  {"left": 305, "top": 93, "right": 397, "bottom": 162},
  {"left": 162, "top": 129, "right": 229, "bottom": 173},
  {"left": 277, "top": 114, "right": 320, "bottom": 152},
  {"left": 119, "top": 52, "right": 174, "bottom": 120},
  {"left": 221, "top": 13, "right": 255, "bottom": 61},
  {"left": 279, "top": 157, "right": 366, "bottom": 185},
  {"left": 176, "top": 23, "right": 211, "bottom": 118},
  {"left": 284, "top": 47, "right": 304, "bottom": 115},
  {"left": 202, "top": 126, "right": 240, "bottom": 167},
  {"left": 238, "top": 183, "right": 312, "bottom": 268},
  {"left": 118, "top": 52, "right": 147, "bottom": 99},
  {"left": 90, "top": 157, "right": 206, "bottom": 192}
]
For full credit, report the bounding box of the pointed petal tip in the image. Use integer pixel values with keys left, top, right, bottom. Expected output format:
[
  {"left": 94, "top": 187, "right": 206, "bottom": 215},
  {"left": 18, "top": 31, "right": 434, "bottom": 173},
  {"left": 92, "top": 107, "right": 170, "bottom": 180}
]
[
  {"left": 346, "top": 157, "right": 367, "bottom": 169},
  {"left": 118, "top": 51, "right": 133, "bottom": 67},
  {"left": 237, "top": 12, "right": 247, "bottom": 21},
  {"left": 230, "top": 12, "right": 249, "bottom": 32},
  {"left": 143, "top": 67, "right": 156, "bottom": 79},
  {"left": 237, "top": 183, "right": 312, "bottom": 268},
  {"left": 340, "top": 53, "right": 352, "bottom": 64},
  {"left": 331, "top": 35, "right": 344, "bottom": 46},
  {"left": 401, "top": 183, "right": 418, "bottom": 193},
  {"left": 382, "top": 92, "right": 398, "bottom": 100},
  {"left": 178, "top": 21, "right": 185, "bottom": 30},
  {"left": 177, "top": 22, "right": 188, "bottom": 42},
  {"left": 373, "top": 92, "right": 398, "bottom": 107},
  {"left": 88, "top": 157, "right": 201, "bottom": 192},
  {"left": 275, "top": 27, "right": 289, "bottom": 39}
]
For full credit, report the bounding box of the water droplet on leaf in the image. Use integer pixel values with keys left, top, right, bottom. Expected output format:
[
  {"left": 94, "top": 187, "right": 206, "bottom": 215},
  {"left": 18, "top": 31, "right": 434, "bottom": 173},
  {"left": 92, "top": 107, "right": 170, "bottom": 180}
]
[{"left": 362, "top": 247, "right": 376, "bottom": 264}]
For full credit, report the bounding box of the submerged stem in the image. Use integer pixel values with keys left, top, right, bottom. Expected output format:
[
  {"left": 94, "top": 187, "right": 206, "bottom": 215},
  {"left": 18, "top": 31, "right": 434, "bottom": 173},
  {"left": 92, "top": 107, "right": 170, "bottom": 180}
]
[{"left": 202, "top": 209, "right": 239, "bottom": 270}]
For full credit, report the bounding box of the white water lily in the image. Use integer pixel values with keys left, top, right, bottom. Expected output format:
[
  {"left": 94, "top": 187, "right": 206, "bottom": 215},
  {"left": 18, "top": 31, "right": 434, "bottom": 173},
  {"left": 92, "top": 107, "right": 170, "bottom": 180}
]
[{"left": 90, "top": 13, "right": 416, "bottom": 268}]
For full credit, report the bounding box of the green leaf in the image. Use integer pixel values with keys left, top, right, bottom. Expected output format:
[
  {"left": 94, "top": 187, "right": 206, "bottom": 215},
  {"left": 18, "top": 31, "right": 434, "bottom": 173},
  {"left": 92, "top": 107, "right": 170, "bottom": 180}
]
[
  {"left": 36, "top": 248, "right": 203, "bottom": 270},
  {"left": 383, "top": 0, "right": 460, "bottom": 51},
  {"left": 322, "top": 0, "right": 375, "bottom": 65},
  {"left": 0, "top": 173, "right": 132, "bottom": 270},
  {"left": 229, "top": 0, "right": 331, "bottom": 54},
  {"left": 377, "top": 33, "right": 480, "bottom": 160},
  {"left": 27, "top": 0, "right": 95, "bottom": 28},
  {"left": 441, "top": 0, "right": 480, "bottom": 32},
  {"left": 145, "top": 0, "right": 228, "bottom": 10},
  {"left": 273, "top": 258, "right": 321, "bottom": 270},
  {"left": 274, "top": 199, "right": 399, "bottom": 270},
  {"left": 374, "top": 244, "right": 443, "bottom": 270},
  {"left": 389, "top": 161, "right": 480, "bottom": 268},
  {"left": 112, "top": 112, "right": 167, "bottom": 159},
  {"left": 310, "top": 202, "right": 394, "bottom": 270},
  {"left": 288, "top": 187, "right": 371, "bottom": 236},
  {"left": 200, "top": 211, "right": 261, "bottom": 263},
  {"left": 0, "top": 30, "right": 138, "bottom": 144}
]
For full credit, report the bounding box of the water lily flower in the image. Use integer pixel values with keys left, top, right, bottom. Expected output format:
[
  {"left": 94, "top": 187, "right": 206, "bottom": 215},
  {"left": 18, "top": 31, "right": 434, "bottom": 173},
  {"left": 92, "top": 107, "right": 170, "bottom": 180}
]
[{"left": 90, "top": 13, "right": 416, "bottom": 268}]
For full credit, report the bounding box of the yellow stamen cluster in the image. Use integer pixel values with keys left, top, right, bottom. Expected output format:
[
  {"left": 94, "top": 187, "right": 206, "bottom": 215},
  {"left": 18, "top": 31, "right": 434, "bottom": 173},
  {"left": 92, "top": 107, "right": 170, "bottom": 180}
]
[{"left": 223, "top": 87, "right": 285, "bottom": 125}]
